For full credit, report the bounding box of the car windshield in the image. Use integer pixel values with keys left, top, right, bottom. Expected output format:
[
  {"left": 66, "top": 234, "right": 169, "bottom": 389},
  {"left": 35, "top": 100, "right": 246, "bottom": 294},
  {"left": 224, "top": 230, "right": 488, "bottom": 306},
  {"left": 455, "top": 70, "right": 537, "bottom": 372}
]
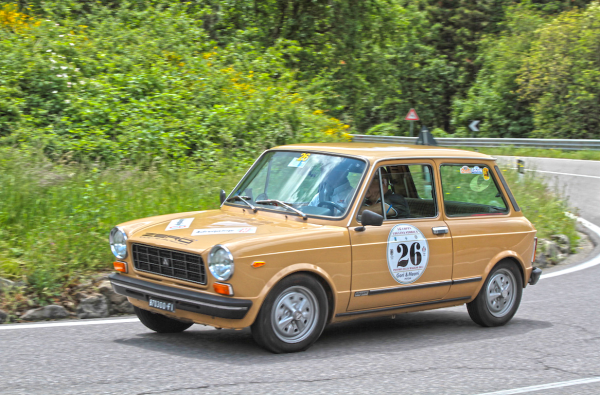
[{"left": 228, "top": 151, "right": 367, "bottom": 218}]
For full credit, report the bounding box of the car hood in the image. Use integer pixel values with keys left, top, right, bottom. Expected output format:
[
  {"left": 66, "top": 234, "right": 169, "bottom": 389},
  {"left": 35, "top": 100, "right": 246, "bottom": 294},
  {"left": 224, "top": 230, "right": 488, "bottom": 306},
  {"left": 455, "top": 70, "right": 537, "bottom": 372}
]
[{"left": 124, "top": 209, "right": 332, "bottom": 254}]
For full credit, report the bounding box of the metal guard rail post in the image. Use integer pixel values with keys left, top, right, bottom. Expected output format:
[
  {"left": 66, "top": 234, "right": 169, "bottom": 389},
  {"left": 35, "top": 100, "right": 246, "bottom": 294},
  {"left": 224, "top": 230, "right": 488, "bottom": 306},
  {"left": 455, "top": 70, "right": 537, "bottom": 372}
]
[{"left": 350, "top": 135, "right": 600, "bottom": 151}]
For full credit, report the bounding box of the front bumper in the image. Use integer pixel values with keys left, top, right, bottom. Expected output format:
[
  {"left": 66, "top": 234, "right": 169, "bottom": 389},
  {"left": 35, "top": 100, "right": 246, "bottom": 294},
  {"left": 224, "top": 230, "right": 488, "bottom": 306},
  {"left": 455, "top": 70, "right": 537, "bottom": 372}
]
[
  {"left": 529, "top": 267, "right": 542, "bottom": 285},
  {"left": 109, "top": 273, "right": 252, "bottom": 319}
]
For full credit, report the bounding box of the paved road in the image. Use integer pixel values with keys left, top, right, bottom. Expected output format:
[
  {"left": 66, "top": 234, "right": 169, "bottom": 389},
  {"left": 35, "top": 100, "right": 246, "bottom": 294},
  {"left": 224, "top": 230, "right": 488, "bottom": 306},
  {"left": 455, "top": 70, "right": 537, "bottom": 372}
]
[
  {"left": 498, "top": 156, "right": 600, "bottom": 226},
  {"left": 1, "top": 157, "right": 599, "bottom": 395}
]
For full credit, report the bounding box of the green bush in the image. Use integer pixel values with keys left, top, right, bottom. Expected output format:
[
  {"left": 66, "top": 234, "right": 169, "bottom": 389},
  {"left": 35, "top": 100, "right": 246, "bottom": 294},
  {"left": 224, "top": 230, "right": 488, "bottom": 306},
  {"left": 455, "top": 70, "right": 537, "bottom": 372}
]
[{"left": 0, "top": 3, "right": 349, "bottom": 165}]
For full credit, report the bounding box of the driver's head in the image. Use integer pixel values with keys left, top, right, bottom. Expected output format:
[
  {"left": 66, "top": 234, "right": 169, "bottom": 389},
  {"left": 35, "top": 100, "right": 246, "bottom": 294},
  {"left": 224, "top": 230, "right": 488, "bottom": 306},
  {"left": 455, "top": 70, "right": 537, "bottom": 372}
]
[{"left": 366, "top": 169, "right": 389, "bottom": 200}]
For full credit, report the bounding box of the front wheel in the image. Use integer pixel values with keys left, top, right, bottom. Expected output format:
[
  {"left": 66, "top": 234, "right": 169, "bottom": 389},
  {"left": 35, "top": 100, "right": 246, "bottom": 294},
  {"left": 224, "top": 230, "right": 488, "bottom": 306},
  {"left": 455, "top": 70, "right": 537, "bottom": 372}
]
[
  {"left": 467, "top": 261, "right": 523, "bottom": 327},
  {"left": 134, "top": 306, "right": 193, "bottom": 333},
  {"left": 251, "top": 274, "right": 328, "bottom": 353}
]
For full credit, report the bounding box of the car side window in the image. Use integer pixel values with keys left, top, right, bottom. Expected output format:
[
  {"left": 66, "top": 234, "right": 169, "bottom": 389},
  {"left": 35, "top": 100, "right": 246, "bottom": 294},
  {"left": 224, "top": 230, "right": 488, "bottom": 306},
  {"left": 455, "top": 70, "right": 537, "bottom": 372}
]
[
  {"left": 440, "top": 164, "right": 508, "bottom": 216},
  {"left": 357, "top": 164, "right": 437, "bottom": 221}
]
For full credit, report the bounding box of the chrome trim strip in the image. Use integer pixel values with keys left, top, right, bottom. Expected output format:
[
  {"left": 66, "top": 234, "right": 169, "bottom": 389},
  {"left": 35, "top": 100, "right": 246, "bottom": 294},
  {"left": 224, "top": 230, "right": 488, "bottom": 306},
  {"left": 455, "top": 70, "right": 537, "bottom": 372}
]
[
  {"left": 368, "top": 280, "right": 453, "bottom": 296},
  {"left": 336, "top": 296, "right": 471, "bottom": 317},
  {"left": 111, "top": 280, "right": 248, "bottom": 311},
  {"left": 360, "top": 276, "right": 482, "bottom": 296},
  {"left": 452, "top": 276, "right": 483, "bottom": 285}
]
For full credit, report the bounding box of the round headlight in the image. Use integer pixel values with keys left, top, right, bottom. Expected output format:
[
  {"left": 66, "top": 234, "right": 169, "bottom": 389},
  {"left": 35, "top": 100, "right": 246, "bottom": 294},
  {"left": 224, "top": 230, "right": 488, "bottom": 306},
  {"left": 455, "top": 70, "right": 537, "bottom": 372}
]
[
  {"left": 109, "top": 226, "right": 128, "bottom": 259},
  {"left": 208, "top": 245, "right": 234, "bottom": 281}
]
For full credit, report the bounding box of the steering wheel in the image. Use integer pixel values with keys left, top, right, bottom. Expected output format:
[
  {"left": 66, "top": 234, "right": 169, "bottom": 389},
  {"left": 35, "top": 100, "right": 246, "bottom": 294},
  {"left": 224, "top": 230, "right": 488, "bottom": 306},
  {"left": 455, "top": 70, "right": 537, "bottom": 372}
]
[{"left": 318, "top": 201, "right": 346, "bottom": 215}]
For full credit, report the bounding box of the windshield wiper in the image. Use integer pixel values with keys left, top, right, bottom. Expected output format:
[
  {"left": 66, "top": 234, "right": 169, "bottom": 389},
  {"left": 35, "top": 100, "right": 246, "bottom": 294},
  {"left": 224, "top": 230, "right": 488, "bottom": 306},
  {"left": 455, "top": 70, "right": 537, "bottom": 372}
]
[
  {"left": 225, "top": 195, "right": 257, "bottom": 212},
  {"left": 256, "top": 199, "right": 307, "bottom": 220}
]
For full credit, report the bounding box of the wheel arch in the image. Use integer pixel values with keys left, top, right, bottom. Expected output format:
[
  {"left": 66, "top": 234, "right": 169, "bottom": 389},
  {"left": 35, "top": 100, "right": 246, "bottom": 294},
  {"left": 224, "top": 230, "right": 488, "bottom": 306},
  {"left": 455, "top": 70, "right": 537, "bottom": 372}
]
[
  {"left": 256, "top": 264, "right": 338, "bottom": 325},
  {"left": 474, "top": 252, "right": 527, "bottom": 298}
]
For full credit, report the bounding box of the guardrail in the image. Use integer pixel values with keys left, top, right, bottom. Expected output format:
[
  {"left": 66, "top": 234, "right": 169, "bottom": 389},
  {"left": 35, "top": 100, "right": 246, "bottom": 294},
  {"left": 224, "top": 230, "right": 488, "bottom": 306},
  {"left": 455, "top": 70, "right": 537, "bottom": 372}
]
[{"left": 351, "top": 135, "right": 600, "bottom": 151}]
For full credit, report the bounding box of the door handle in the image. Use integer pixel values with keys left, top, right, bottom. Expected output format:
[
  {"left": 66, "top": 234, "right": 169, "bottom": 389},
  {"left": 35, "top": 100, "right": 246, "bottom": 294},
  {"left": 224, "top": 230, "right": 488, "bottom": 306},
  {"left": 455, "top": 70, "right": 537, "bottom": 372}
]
[{"left": 432, "top": 226, "right": 448, "bottom": 235}]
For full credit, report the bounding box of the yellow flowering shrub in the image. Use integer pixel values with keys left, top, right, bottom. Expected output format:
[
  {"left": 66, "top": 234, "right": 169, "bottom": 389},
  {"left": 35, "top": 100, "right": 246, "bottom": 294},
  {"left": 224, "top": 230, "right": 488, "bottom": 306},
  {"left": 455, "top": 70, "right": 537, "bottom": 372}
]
[{"left": 0, "top": 4, "right": 38, "bottom": 33}]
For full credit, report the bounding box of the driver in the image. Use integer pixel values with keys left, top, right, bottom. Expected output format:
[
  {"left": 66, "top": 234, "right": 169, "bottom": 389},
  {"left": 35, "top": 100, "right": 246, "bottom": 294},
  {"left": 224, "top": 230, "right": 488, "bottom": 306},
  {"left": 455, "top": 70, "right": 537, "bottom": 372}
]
[
  {"left": 359, "top": 169, "right": 410, "bottom": 218},
  {"left": 308, "top": 164, "right": 354, "bottom": 211}
]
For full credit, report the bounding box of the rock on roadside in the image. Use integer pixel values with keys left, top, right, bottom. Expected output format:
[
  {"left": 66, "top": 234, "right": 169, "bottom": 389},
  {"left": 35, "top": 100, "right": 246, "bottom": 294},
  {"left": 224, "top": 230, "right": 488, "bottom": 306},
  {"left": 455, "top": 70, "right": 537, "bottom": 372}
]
[
  {"left": 0, "top": 277, "right": 15, "bottom": 291},
  {"left": 21, "top": 305, "right": 69, "bottom": 321},
  {"left": 0, "top": 309, "right": 7, "bottom": 323},
  {"left": 97, "top": 280, "right": 134, "bottom": 314},
  {"left": 76, "top": 294, "right": 110, "bottom": 319}
]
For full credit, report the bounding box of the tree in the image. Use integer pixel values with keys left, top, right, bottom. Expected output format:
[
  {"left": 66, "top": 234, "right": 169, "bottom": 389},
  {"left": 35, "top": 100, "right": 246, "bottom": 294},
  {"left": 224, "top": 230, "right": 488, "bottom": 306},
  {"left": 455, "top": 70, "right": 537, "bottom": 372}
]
[{"left": 518, "top": 2, "right": 600, "bottom": 139}]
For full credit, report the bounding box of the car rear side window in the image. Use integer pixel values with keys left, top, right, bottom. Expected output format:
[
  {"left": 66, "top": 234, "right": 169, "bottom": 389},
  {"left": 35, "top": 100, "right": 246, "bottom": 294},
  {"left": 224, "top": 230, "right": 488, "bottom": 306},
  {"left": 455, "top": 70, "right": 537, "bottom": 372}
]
[{"left": 440, "top": 164, "right": 508, "bottom": 217}]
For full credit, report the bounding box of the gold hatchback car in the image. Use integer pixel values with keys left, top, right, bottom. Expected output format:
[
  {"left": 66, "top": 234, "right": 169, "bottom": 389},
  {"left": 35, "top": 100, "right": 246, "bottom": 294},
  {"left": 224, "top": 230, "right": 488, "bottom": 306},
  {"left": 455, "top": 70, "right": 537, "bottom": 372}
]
[{"left": 109, "top": 143, "right": 541, "bottom": 353}]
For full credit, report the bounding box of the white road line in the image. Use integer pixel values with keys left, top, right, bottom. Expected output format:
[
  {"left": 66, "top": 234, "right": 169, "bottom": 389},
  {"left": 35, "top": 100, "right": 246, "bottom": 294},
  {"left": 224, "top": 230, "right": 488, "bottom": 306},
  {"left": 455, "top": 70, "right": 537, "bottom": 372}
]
[
  {"left": 0, "top": 317, "right": 139, "bottom": 330},
  {"left": 502, "top": 165, "right": 600, "bottom": 179},
  {"left": 526, "top": 169, "right": 600, "bottom": 179},
  {"left": 542, "top": 215, "right": 600, "bottom": 279},
  {"left": 496, "top": 155, "right": 600, "bottom": 164},
  {"left": 474, "top": 376, "right": 600, "bottom": 395}
]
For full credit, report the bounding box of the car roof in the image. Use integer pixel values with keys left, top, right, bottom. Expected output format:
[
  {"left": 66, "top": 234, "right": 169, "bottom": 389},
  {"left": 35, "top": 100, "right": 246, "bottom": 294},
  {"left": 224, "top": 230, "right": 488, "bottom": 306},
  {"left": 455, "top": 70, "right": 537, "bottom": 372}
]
[{"left": 271, "top": 142, "right": 495, "bottom": 162}]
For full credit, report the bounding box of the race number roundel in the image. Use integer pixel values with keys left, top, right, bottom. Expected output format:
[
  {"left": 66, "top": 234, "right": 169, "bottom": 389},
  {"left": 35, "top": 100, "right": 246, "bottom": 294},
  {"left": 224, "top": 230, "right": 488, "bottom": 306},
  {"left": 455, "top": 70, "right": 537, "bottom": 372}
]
[{"left": 387, "top": 224, "right": 429, "bottom": 284}]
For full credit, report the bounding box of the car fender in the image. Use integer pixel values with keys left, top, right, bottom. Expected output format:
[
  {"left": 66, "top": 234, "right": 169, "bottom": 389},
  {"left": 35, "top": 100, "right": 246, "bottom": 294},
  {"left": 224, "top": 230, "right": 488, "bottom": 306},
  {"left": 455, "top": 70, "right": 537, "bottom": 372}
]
[{"left": 255, "top": 263, "right": 341, "bottom": 320}]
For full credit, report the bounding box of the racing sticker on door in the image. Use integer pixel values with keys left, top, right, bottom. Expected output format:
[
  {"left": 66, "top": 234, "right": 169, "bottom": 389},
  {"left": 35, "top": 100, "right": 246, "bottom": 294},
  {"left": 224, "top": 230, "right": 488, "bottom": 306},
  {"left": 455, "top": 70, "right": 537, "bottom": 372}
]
[{"left": 387, "top": 224, "right": 429, "bottom": 284}]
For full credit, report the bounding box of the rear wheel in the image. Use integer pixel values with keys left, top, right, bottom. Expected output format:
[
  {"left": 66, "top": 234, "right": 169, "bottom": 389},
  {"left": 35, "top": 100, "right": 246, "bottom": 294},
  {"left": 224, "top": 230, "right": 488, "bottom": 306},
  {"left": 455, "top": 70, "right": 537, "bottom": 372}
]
[
  {"left": 134, "top": 306, "right": 193, "bottom": 333},
  {"left": 251, "top": 274, "right": 328, "bottom": 353},
  {"left": 467, "top": 261, "right": 523, "bottom": 327}
]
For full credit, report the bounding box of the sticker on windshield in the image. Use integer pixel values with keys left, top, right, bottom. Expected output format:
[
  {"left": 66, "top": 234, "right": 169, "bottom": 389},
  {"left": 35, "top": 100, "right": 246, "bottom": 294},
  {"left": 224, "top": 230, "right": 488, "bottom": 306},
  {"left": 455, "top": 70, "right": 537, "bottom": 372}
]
[
  {"left": 460, "top": 166, "right": 471, "bottom": 174},
  {"left": 471, "top": 166, "right": 483, "bottom": 175},
  {"left": 165, "top": 218, "right": 194, "bottom": 231},
  {"left": 288, "top": 153, "right": 311, "bottom": 168},
  {"left": 482, "top": 167, "right": 490, "bottom": 181},
  {"left": 191, "top": 227, "right": 257, "bottom": 236},
  {"left": 387, "top": 224, "right": 429, "bottom": 284}
]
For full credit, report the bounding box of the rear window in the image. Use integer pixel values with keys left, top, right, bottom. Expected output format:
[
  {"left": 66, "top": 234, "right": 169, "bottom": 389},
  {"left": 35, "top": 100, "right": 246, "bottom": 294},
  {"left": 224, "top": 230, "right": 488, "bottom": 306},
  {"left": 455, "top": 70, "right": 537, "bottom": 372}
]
[{"left": 440, "top": 164, "right": 508, "bottom": 217}]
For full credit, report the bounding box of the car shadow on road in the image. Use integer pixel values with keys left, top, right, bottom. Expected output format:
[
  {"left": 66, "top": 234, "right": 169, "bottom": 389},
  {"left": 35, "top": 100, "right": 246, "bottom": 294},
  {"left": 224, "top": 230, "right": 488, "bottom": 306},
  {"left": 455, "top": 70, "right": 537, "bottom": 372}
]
[{"left": 112, "top": 309, "right": 552, "bottom": 364}]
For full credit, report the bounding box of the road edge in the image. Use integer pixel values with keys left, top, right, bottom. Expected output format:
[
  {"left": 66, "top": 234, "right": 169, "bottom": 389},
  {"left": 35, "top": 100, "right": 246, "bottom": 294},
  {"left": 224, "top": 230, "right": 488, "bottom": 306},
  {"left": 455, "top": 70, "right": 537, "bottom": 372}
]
[{"left": 541, "top": 216, "right": 600, "bottom": 279}]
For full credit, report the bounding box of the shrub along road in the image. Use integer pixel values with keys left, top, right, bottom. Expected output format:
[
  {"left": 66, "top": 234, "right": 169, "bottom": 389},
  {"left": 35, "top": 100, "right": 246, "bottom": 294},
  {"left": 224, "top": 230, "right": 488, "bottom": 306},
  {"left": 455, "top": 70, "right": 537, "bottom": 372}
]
[{"left": 0, "top": 156, "right": 599, "bottom": 395}]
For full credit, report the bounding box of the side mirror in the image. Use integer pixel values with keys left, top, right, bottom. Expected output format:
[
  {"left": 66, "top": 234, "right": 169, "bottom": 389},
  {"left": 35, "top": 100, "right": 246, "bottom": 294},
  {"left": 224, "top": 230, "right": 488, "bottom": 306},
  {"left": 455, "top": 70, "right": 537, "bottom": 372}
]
[
  {"left": 219, "top": 189, "right": 227, "bottom": 205},
  {"left": 355, "top": 210, "right": 383, "bottom": 231}
]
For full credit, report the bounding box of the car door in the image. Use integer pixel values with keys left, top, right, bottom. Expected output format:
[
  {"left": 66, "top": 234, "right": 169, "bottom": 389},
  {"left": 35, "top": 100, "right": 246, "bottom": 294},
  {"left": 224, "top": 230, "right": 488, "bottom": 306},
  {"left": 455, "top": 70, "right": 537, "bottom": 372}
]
[{"left": 348, "top": 161, "right": 453, "bottom": 312}]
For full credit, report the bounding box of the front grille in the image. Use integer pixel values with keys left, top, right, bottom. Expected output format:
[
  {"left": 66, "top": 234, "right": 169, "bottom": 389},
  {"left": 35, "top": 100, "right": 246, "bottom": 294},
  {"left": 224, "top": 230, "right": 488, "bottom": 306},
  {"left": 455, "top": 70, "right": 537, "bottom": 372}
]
[{"left": 132, "top": 244, "right": 206, "bottom": 285}]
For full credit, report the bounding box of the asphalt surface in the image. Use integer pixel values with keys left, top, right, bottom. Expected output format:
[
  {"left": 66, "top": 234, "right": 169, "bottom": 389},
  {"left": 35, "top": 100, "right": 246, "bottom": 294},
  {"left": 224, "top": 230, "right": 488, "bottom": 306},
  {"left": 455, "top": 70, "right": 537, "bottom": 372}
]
[
  {"left": 498, "top": 156, "right": 600, "bottom": 226},
  {"left": 1, "top": 157, "right": 599, "bottom": 395}
]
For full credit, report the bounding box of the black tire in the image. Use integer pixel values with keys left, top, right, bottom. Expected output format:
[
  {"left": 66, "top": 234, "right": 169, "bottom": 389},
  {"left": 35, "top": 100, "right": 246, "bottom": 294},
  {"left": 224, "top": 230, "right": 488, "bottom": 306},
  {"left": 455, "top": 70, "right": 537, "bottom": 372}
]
[
  {"left": 467, "top": 260, "right": 523, "bottom": 327},
  {"left": 251, "top": 274, "right": 328, "bottom": 353},
  {"left": 134, "top": 306, "right": 193, "bottom": 333}
]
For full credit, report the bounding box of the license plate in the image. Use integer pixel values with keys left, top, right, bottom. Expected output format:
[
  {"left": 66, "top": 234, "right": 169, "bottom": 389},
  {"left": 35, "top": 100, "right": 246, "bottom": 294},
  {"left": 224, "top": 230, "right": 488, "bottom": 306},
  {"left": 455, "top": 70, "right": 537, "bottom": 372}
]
[{"left": 148, "top": 297, "right": 175, "bottom": 312}]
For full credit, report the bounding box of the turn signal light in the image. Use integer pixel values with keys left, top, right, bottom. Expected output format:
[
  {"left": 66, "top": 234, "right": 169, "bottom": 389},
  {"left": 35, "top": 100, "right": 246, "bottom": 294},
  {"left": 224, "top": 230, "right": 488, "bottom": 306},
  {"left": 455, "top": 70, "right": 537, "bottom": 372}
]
[
  {"left": 113, "top": 261, "right": 128, "bottom": 273},
  {"left": 252, "top": 261, "right": 266, "bottom": 268},
  {"left": 213, "top": 282, "right": 234, "bottom": 296}
]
